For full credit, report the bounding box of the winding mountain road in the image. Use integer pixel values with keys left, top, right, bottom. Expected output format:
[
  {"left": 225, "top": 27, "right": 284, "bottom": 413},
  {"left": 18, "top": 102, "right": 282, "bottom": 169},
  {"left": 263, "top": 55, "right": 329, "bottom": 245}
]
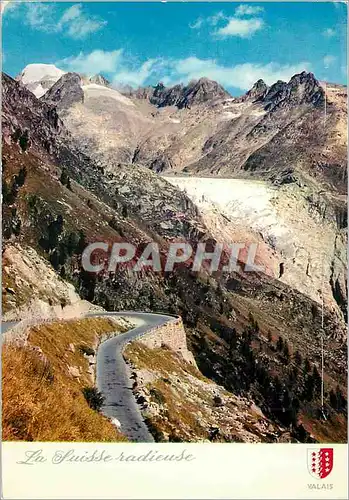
[{"left": 1, "top": 311, "right": 175, "bottom": 442}]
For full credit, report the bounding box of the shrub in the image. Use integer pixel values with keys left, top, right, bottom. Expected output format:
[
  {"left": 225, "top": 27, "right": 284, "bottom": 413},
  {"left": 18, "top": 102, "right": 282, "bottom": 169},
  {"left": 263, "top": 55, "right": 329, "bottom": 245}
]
[
  {"left": 79, "top": 345, "right": 95, "bottom": 356},
  {"left": 82, "top": 387, "right": 105, "bottom": 412},
  {"left": 213, "top": 395, "right": 223, "bottom": 407},
  {"left": 149, "top": 388, "right": 166, "bottom": 405}
]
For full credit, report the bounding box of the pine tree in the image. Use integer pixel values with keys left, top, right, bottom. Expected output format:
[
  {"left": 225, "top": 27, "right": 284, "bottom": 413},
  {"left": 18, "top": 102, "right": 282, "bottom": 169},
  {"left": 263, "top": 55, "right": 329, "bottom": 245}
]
[
  {"left": 12, "top": 218, "right": 21, "bottom": 236},
  {"left": 283, "top": 341, "right": 290, "bottom": 361},
  {"left": 304, "top": 358, "right": 311, "bottom": 373},
  {"left": 15, "top": 167, "right": 27, "bottom": 187},
  {"left": 60, "top": 167, "right": 69, "bottom": 186},
  {"left": 277, "top": 336, "right": 284, "bottom": 352},
  {"left": 335, "top": 385, "right": 346, "bottom": 412},
  {"left": 66, "top": 232, "right": 79, "bottom": 255},
  {"left": 2, "top": 181, "right": 10, "bottom": 204},
  {"left": 77, "top": 230, "right": 87, "bottom": 255},
  {"left": 47, "top": 215, "right": 64, "bottom": 251},
  {"left": 312, "top": 365, "right": 321, "bottom": 395},
  {"left": 122, "top": 205, "right": 128, "bottom": 218},
  {"left": 329, "top": 389, "right": 337, "bottom": 410},
  {"left": 304, "top": 374, "right": 315, "bottom": 401},
  {"left": 19, "top": 130, "right": 30, "bottom": 152},
  {"left": 294, "top": 350, "right": 302, "bottom": 366}
]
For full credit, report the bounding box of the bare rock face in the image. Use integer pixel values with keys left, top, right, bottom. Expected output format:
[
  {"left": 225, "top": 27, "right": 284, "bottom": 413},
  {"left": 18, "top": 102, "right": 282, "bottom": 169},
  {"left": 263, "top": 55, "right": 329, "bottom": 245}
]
[
  {"left": 68, "top": 365, "right": 81, "bottom": 378},
  {"left": 150, "top": 82, "right": 184, "bottom": 107},
  {"left": 150, "top": 78, "right": 231, "bottom": 109},
  {"left": 2, "top": 73, "right": 63, "bottom": 154},
  {"left": 261, "top": 71, "right": 324, "bottom": 111},
  {"left": 41, "top": 72, "right": 84, "bottom": 111},
  {"left": 88, "top": 74, "right": 110, "bottom": 87},
  {"left": 179, "top": 77, "right": 231, "bottom": 108},
  {"left": 122, "top": 85, "right": 154, "bottom": 100},
  {"left": 125, "top": 78, "right": 232, "bottom": 109},
  {"left": 240, "top": 79, "right": 269, "bottom": 101}
]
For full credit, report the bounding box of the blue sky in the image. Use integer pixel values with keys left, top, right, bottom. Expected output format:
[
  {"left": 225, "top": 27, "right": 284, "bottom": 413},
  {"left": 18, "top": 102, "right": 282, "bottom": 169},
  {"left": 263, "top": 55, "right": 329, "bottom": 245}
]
[{"left": 2, "top": 2, "right": 347, "bottom": 95}]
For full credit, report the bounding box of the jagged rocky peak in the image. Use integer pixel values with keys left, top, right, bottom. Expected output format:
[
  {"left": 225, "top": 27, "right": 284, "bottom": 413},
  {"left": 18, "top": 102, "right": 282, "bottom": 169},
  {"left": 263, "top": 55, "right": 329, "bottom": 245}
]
[
  {"left": 262, "top": 71, "right": 324, "bottom": 110},
  {"left": 179, "top": 77, "right": 231, "bottom": 108},
  {"left": 150, "top": 82, "right": 184, "bottom": 107},
  {"left": 242, "top": 79, "right": 269, "bottom": 101},
  {"left": 148, "top": 77, "right": 231, "bottom": 109},
  {"left": 88, "top": 74, "right": 110, "bottom": 87},
  {"left": 287, "top": 71, "right": 324, "bottom": 105},
  {"left": 118, "top": 84, "right": 154, "bottom": 100},
  {"left": 261, "top": 79, "right": 288, "bottom": 106},
  {"left": 41, "top": 72, "right": 84, "bottom": 111}
]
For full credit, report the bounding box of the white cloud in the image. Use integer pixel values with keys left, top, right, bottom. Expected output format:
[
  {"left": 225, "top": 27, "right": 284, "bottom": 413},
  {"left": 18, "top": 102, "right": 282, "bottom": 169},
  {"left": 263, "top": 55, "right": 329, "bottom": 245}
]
[
  {"left": 58, "top": 50, "right": 123, "bottom": 75},
  {"left": 60, "top": 4, "right": 81, "bottom": 23},
  {"left": 59, "top": 49, "right": 168, "bottom": 86},
  {"left": 323, "top": 55, "right": 337, "bottom": 68},
  {"left": 190, "top": 12, "right": 226, "bottom": 30},
  {"left": 323, "top": 28, "right": 335, "bottom": 38},
  {"left": 208, "top": 11, "right": 227, "bottom": 26},
  {"left": 235, "top": 4, "right": 264, "bottom": 17},
  {"left": 171, "top": 56, "right": 311, "bottom": 91},
  {"left": 215, "top": 17, "right": 264, "bottom": 38},
  {"left": 15, "top": 2, "right": 106, "bottom": 39},
  {"left": 57, "top": 4, "right": 106, "bottom": 39},
  {"left": 189, "top": 7, "right": 265, "bottom": 38},
  {"left": 189, "top": 18, "right": 203, "bottom": 30},
  {"left": 113, "top": 59, "right": 166, "bottom": 87},
  {"left": 26, "top": 3, "right": 53, "bottom": 29}
]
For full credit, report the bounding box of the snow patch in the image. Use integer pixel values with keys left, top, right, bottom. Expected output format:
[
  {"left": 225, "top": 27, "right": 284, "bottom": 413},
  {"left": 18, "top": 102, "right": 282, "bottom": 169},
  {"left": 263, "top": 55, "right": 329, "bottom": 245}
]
[
  {"left": 220, "top": 111, "right": 242, "bottom": 120},
  {"left": 82, "top": 84, "right": 135, "bottom": 107},
  {"left": 20, "top": 64, "right": 65, "bottom": 85}
]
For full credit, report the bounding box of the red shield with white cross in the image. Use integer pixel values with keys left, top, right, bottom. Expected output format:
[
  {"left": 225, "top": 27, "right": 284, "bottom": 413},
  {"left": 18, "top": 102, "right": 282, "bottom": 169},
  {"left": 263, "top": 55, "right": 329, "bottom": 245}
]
[{"left": 307, "top": 448, "right": 334, "bottom": 479}]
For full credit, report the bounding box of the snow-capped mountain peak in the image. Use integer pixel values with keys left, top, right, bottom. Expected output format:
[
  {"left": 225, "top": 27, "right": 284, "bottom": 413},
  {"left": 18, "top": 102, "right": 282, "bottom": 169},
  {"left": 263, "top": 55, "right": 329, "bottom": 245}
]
[{"left": 17, "top": 64, "right": 66, "bottom": 98}]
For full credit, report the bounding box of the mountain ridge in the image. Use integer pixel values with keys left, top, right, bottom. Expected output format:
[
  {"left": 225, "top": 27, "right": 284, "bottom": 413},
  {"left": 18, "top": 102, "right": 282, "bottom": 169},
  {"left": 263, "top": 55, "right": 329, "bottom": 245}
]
[{"left": 2, "top": 67, "right": 347, "bottom": 443}]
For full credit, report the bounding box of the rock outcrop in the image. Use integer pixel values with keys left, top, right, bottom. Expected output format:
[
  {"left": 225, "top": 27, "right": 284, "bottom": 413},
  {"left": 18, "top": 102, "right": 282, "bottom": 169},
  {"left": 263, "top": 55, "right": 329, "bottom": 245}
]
[
  {"left": 42, "top": 72, "right": 84, "bottom": 111},
  {"left": 261, "top": 71, "right": 324, "bottom": 111},
  {"left": 88, "top": 74, "right": 110, "bottom": 87},
  {"left": 240, "top": 79, "right": 268, "bottom": 101},
  {"left": 124, "top": 78, "right": 231, "bottom": 109}
]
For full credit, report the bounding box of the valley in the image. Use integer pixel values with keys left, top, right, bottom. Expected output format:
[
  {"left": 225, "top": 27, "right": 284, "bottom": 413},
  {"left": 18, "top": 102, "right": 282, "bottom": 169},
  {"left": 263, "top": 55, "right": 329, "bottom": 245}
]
[{"left": 1, "top": 62, "right": 347, "bottom": 443}]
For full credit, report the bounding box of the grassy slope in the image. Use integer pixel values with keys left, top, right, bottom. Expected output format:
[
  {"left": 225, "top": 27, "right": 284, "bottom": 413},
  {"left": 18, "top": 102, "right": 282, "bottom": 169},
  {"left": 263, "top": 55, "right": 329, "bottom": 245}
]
[{"left": 2, "top": 317, "right": 127, "bottom": 441}]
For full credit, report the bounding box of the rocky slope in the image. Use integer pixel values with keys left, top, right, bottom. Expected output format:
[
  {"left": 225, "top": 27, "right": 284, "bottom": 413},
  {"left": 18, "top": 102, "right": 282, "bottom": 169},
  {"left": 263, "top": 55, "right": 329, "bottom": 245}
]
[
  {"left": 3, "top": 69, "right": 347, "bottom": 442},
  {"left": 18, "top": 66, "right": 346, "bottom": 190},
  {"left": 32, "top": 65, "right": 345, "bottom": 330},
  {"left": 125, "top": 342, "right": 286, "bottom": 443}
]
